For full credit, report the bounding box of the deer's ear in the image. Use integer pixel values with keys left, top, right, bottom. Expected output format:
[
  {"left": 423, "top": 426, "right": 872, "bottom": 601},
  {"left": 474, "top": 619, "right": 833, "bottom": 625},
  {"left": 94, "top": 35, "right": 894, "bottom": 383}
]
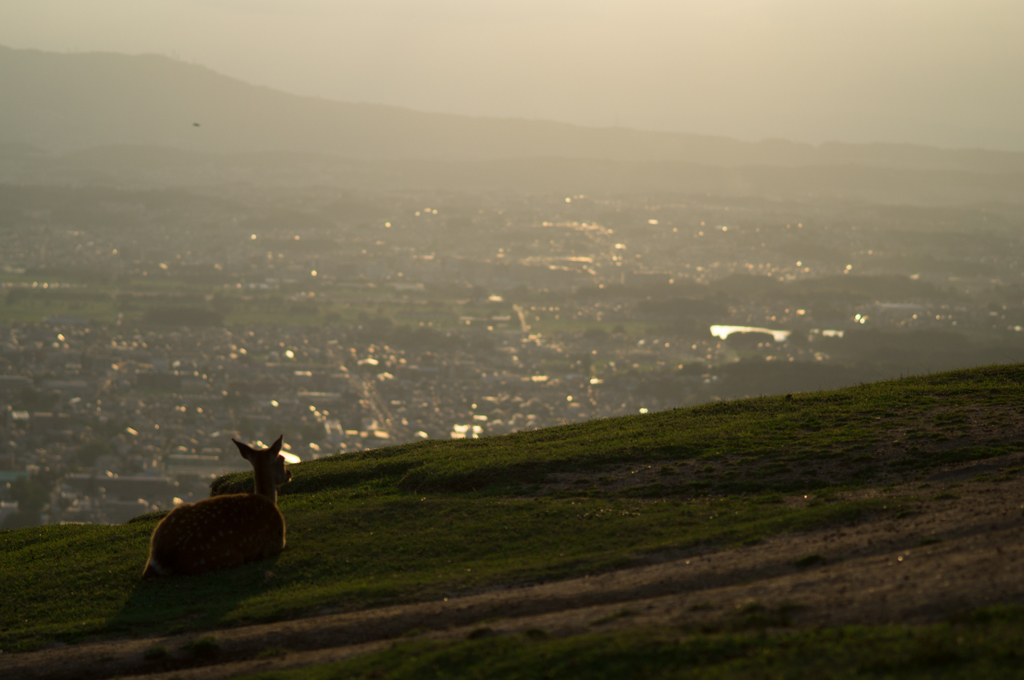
[
  {"left": 268, "top": 435, "right": 284, "bottom": 456},
  {"left": 232, "top": 438, "right": 253, "bottom": 460}
]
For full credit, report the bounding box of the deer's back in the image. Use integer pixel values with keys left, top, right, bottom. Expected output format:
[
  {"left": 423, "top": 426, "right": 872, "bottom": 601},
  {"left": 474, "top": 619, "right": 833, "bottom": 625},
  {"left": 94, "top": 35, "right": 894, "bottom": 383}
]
[{"left": 147, "top": 493, "right": 285, "bottom": 576}]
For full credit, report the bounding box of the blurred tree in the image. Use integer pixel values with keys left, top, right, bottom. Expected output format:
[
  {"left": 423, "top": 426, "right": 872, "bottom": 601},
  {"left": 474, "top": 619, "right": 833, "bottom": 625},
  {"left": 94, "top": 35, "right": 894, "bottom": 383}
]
[
  {"left": 4, "top": 476, "right": 50, "bottom": 528},
  {"left": 76, "top": 440, "right": 114, "bottom": 467}
]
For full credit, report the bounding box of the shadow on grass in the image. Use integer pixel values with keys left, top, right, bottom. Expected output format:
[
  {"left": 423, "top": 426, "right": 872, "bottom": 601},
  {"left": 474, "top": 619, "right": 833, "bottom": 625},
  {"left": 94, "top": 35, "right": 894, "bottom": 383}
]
[{"left": 102, "top": 553, "right": 283, "bottom": 640}]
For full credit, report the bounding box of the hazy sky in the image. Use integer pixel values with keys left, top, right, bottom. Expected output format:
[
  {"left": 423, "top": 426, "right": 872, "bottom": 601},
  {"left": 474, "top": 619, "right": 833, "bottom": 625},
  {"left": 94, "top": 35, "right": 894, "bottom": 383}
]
[{"left": 2, "top": 0, "right": 1022, "bottom": 150}]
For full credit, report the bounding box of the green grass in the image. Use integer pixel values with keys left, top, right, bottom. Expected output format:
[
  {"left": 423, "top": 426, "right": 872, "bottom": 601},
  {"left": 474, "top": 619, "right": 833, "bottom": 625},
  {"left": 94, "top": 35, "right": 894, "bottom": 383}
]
[
  {"left": 0, "top": 489, "right": 892, "bottom": 652},
  {"left": 0, "top": 276, "right": 678, "bottom": 332},
  {"left": 0, "top": 277, "right": 458, "bottom": 328},
  {"left": 0, "top": 292, "right": 118, "bottom": 323},
  {"left": 1, "top": 364, "right": 1022, "bottom": 657},
  {"left": 233, "top": 606, "right": 1024, "bottom": 679},
  {"left": 213, "top": 363, "right": 1024, "bottom": 499}
]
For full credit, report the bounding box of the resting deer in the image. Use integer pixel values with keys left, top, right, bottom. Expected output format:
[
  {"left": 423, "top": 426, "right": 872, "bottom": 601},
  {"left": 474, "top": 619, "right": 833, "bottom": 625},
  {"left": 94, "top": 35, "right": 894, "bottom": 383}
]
[{"left": 142, "top": 435, "right": 292, "bottom": 578}]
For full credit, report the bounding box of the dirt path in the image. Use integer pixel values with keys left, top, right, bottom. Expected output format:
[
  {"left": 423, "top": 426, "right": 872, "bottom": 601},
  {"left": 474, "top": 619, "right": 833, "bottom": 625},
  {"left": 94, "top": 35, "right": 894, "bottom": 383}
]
[{"left": 5, "top": 471, "right": 1024, "bottom": 680}]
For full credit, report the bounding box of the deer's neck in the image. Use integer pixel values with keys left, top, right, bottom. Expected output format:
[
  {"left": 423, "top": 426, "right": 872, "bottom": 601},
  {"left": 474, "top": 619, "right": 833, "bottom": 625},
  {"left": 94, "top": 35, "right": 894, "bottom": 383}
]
[{"left": 252, "top": 465, "right": 278, "bottom": 505}]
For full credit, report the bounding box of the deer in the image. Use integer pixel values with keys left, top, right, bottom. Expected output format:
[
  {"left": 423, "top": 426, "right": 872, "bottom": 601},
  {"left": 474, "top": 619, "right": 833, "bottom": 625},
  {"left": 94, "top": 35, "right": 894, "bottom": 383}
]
[{"left": 142, "top": 435, "right": 292, "bottom": 578}]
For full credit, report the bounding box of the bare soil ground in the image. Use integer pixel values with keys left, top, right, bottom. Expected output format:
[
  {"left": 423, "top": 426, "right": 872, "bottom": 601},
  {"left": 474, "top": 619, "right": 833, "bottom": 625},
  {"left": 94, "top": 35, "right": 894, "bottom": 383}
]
[{"left": 5, "top": 459, "right": 1024, "bottom": 680}]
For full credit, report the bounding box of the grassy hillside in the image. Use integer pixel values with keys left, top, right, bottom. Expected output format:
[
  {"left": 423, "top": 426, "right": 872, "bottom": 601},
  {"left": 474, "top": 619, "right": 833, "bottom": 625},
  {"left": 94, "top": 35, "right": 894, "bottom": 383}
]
[
  {"left": 237, "top": 610, "right": 1024, "bottom": 680},
  {"left": 2, "top": 364, "right": 1023, "bottom": 663},
  {"left": 214, "top": 362, "right": 1024, "bottom": 499}
]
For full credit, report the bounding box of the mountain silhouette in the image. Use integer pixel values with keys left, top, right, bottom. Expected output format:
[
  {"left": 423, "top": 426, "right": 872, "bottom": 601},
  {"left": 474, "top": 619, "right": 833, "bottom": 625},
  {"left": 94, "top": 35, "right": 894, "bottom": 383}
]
[{"left": 2, "top": 45, "right": 1023, "bottom": 174}]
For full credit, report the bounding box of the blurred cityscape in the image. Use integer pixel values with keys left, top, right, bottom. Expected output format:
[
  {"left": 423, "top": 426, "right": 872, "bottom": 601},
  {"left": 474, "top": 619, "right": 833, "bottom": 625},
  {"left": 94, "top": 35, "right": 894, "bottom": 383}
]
[{"left": 2, "top": 184, "right": 1023, "bottom": 526}]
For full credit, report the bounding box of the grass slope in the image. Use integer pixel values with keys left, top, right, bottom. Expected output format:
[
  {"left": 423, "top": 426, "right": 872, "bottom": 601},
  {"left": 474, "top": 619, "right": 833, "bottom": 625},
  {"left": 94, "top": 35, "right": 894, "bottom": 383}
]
[
  {"left": 2, "top": 364, "right": 1023, "bottom": 657},
  {"left": 238, "top": 608, "right": 1024, "bottom": 680}
]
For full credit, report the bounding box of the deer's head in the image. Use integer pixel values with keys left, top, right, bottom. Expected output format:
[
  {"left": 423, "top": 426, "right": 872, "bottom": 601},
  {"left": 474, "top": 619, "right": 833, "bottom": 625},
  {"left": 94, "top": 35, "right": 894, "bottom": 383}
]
[{"left": 232, "top": 435, "right": 292, "bottom": 491}]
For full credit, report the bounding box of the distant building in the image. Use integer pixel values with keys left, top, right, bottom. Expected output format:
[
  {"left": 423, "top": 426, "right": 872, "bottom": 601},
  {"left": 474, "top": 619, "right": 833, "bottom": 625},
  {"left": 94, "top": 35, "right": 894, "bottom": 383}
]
[
  {"left": 0, "top": 376, "right": 31, "bottom": 398},
  {"left": 0, "top": 500, "right": 18, "bottom": 526},
  {"left": 43, "top": 316, "right": 90, "bottom": 326},
  {"left": 62, "top": 473, "right": 178, "bottom": 508},
  {"left": 165, "top": 454, "right": 250, "bottom": 480},
  {"left": 41, "top": 380, "right": 90, "bottom": 397},
  {"left": 30, "top": 412, "right": 71, "bottom": 432}
]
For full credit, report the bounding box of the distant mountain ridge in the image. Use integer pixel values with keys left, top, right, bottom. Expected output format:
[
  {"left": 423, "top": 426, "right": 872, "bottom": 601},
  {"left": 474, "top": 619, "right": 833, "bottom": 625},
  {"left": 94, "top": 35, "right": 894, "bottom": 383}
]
[{"left": 2, "top": 45, "right": 1023, "bottom": 173}]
